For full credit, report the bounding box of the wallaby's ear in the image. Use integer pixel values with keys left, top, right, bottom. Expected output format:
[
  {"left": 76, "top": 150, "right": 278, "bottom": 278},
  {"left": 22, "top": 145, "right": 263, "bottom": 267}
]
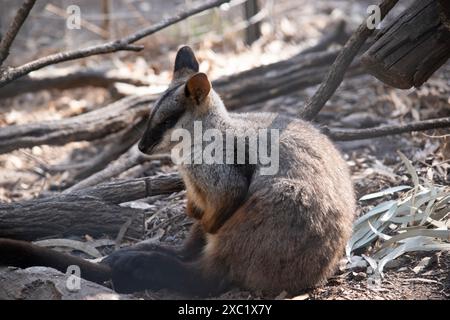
[
  {"left": 185, "top": 73, "right": 211, "bottom": 104},
  {"left": 174, "top": 46, "right": 199, "bottom": 73}
]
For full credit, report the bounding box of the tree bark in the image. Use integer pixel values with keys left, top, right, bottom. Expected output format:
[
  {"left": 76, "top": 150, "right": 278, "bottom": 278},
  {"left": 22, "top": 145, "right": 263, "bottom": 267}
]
[
  {"left": 0, "top": 173, "right": 184, "bottom": 241},
  {"left": 0, "top": 195, "right": 145, "bottom": 240},
  {"left": 361, "top": 0, "right": 450, "bottom": 89},
  {"left": 0, "top": 69, "right": 150, "bottom": 99},
  {"left": 67, "top": 118, "right": 147, "bottom": 183},
  {"left": 0, "top": 95, "right": 152, "bottom": 154},
  {"left": 71, "top": 173, "right": 184, "bottom": 204}
]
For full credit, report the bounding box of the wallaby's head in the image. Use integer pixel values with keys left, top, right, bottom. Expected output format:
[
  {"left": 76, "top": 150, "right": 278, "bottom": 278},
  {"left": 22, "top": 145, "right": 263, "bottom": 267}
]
[{"left": 138, "top": 46, "right": 223, "bottom": 155}]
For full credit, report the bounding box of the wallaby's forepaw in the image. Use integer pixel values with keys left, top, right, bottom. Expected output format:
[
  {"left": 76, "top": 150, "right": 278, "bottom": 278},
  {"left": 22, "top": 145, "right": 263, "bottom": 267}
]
[{"left": 102, "top": 251, "right": 161, "bottom": 293}]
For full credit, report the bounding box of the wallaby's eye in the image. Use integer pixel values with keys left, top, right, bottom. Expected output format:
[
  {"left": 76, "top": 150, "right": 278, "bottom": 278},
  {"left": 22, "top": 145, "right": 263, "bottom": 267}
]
[{"left": 162, "top": 114, "right": 181, "bottom": 129}]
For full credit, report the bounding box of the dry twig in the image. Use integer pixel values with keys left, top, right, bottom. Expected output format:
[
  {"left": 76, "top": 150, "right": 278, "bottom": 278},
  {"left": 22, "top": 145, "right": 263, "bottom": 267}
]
[
  {"left": 0, "top": 0, "right": 36, "bottom": 66},
  {"left": 0, "top": 0, "right": 230, "bottom": 87},
  {"left": 327, "top": 117, "right": 450, "bottom": 141}
]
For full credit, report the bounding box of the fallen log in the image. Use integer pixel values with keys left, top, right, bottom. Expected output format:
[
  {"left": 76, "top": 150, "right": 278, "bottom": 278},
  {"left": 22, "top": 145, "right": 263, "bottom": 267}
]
[
  {"left": 65, "top": 146, "right": 145, "bottom": 192},
  {"left": 327, "top": 116, "right": 450, "bottom": 141},
  {"left": 0, "top": 94, "right": 152, "bottom": 154},
  {"left": 0, "top": 69, "right": 150, "bottom": 99},
  {"left": 0, "top": 20, "right": 348, "bottom": 101},
  {"left": 218, "top": 50, "right": 356, "bottom": 108},
  {"left": 0, "top": 195, "right": 144, "bottom": 240},
  {"left": 0, "top": 173, "right": 184, "bottom": 240},
  {"left": 71, "top": 172, "right": 183, "bottom": 204},
  {"left": 68, "top": 118, "right": 147, "bottom": 183},
  {"left": 361, "top": 0, "right": 450, "bottom": 89}
]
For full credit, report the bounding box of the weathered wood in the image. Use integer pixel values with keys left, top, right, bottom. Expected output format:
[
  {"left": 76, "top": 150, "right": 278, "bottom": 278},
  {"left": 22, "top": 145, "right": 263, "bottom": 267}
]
[
  {"left": 72, "top": 173, "right": 184, "bottom": 204},
  {"left": 327, "top": 116, "right": 450, "bottom": 141},
  {"left": 0, "top": 94, "right": 152, "bottom": 155},
  {"left": 0, "top": 195, "right": 144, "bottom": 240},
  {"left": 218, "top": 50, "right": 355, "bottom": 108},
  {"left": 361, "top": 0, "right": 450, "bottom": 89},
  {"left": 65, "top": 146, "right": 145, "bottom": 192},
  {"left": 0, "top": 69, "right": 150, "bottom": 99},
  {"left": 0, "top": 173, "right": 183, "bottom": 240},
  {"left": 68, "top": 118, "right": 147, "bottom": 183},
  {"left": 0, "top": 0, "right": 36, "bottom": 66},
  {"left": 0, "top": 21, "right": 347, "bottom": 101},
  {"left": 0, "top": 267, "right": 130, "bottom": 300},
  {"left": 243, "top": 0, "right": 261, "bottom": 45}
]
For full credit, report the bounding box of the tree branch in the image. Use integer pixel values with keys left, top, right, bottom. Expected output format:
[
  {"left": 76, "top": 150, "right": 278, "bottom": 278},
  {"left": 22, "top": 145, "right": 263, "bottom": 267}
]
[
  {"left": 64, "top": 146, "right": 148, "bottom": 192},
  {"left": 66, "top": 118, "right": 147, "bottom": 185},
  {"left": 73, "top": 172, "right": 184, "bottom": 204},
  {"left": 327, "top": 117, "right": 450, "bottom": 141},
  {"left": 0, "top": 0, "right": 36, "bottom": 66},
  {"left": 0, "top": 173, "right": 184, "bottom": 241},
  {"left": 0, "top": 95, "right": 153, "bottom": 155},
  {"left": 0, "top": 69, "right": 150, "bottom": 99},
  {"left": 300, "top": 0, "right": 399, "bottom": 121},
  {"left": 0, "top": 0, "right": 230, "bottom": 88}
]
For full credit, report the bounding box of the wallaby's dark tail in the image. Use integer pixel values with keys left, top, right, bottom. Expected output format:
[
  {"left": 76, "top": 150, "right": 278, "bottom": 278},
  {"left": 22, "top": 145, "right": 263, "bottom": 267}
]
[{"left": 0, "top": 238, "right": 111, "bottom": 284}]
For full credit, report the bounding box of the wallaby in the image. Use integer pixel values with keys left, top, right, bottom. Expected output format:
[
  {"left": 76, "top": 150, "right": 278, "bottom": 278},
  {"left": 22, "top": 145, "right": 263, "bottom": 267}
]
[{"left": 0, "top": 46, "right": 355, "bottom": 297}]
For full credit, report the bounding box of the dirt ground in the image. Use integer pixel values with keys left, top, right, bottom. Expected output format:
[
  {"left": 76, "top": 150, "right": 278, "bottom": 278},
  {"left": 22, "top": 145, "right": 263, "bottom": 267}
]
[{"left": 0, "top": 0, "right": 449, "bottom": 300}]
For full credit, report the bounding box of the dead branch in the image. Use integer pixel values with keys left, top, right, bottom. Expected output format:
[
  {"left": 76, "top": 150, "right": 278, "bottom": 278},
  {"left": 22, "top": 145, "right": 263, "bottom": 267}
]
[
  {"left": 361, "top": 0, "right": 450, "bottom": 89},
  {"left": 218, "top": 50, "right": 362, "bottom": 109},
  {"left": 0, "top": 0, "right": 36, "bottom": 66},
  {"left": 0, "top": 195, "right": 144, "bottom": 240},
  {"left": 300, "top": 0, "right": 400, "bottom": 121},
  {"left": 0, "top": 69, "right": 150, "bottom": 99},
  {"left": 0, "top": 173, "right": 183, "bottom": 240},
  {"left": 0, "top": 95, "right": 153, "bottom": 155},
  {"left": 68, "top": 119, "right": 147, "bottom": 183},
  {"left": 65, "top": 146, "right": 146, "bottom": 192},
  {"left": 72, "top": 173, "right": 184, "bottom": 204},
  {"left": 0, "top": 0, "right": 231, "bottom": 87},
  {"left": 0, "top": 19, "right": 347, "bottom": 100},
  {"left": 298, "top": 20, "right": 349, "bottom": 55},
  {"left": 327, "top": 117, "right": 450, "bottom": 141},
  {"left": 0, "top": 51, "right": 337, "bottom": 102}
]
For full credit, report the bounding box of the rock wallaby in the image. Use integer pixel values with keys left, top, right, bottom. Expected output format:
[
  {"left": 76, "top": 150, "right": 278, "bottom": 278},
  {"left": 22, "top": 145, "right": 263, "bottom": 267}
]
[{"left": 0, "top": 46, "right": 355, "bottom": 297}]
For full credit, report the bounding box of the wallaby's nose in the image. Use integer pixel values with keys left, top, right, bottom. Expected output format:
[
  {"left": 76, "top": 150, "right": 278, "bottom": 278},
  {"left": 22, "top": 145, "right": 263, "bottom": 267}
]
[{"left": 138, "top": 139, "right": 147, "bottom": 154}]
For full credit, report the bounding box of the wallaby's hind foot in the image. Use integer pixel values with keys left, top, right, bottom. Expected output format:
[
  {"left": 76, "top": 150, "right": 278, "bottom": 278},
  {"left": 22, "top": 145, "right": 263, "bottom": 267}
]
[{"left": 103, "top": 250, "right": 227, "bottom": 296}]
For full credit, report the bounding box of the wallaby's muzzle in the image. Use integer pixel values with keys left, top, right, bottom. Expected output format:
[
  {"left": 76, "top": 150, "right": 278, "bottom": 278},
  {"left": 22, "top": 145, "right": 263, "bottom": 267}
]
[
  {"left": 137, "top": 138, "right": 149, "bottom": 154},
  {"left": 138, "top": 131, "right": 157, "bottom": 154}
]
